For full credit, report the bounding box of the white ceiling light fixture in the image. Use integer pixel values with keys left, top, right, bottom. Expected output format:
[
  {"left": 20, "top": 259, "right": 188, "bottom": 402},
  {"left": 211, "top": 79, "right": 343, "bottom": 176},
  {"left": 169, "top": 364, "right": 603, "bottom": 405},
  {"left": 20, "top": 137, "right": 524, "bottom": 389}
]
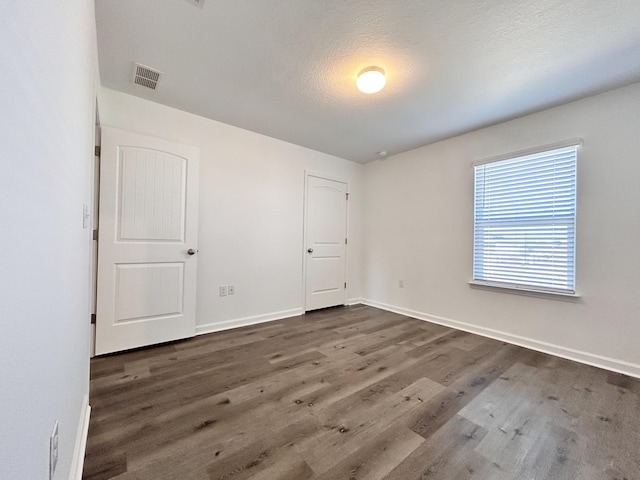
[{"left": 356, "top": 67, "right": 386, "bottom": 94}]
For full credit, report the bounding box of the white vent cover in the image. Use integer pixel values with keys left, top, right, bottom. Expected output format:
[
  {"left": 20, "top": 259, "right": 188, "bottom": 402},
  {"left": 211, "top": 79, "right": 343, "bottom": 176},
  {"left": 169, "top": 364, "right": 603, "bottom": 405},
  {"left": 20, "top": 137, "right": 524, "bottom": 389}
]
[{"left": 132, "top": 63, "right": 162, "bottom": 90}]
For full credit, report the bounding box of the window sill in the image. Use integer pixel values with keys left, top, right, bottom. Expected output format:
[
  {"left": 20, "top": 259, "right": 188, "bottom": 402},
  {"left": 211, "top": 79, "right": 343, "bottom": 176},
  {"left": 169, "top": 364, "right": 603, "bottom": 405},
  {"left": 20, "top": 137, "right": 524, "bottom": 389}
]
[{"left": 469, "top": 280, "right": 580, "bottom": 299}]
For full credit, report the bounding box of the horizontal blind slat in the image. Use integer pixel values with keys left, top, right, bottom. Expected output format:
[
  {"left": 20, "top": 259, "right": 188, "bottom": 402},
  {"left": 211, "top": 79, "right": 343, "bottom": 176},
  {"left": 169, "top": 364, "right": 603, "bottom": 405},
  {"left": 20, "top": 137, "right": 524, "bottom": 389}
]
[{"left": 474, "top": 145, "right": 577, "bottom": 293}]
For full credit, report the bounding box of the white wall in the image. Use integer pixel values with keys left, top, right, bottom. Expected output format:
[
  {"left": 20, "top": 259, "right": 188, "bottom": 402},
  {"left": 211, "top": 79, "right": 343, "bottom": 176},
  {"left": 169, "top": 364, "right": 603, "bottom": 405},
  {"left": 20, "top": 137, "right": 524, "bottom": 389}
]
[
  {"left": 0, "top": 1, "right": 97, "bottom": 479},
  {"left": 98, "top": 88, "right": 363, "bottom": 332},
  {"left": 363, "top": 82, "right": 640, "bottom": 377}
]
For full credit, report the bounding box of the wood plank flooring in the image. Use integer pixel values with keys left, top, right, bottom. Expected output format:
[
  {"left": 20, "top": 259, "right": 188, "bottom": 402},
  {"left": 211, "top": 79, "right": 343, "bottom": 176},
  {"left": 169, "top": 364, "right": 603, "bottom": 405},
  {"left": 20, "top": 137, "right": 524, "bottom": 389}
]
[{"left": 83, "top": 305, "right": 640, "bottom": 480}]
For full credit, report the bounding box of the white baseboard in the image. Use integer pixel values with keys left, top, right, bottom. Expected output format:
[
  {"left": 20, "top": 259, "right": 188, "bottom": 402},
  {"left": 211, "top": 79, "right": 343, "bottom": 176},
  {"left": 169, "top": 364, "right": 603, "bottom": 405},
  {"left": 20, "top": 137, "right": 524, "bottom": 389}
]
[
  {"left": 196, "top": 301, "right": 366, "bottom": 337},
  {"left": 360, "top": 298, "right": 640, "bottom": 379},
  {"left": 69, "top": 397, "right": 91, "bottom": 480},
  {"left": 196, "top": 308, "right": 304, "bottom": 336}
]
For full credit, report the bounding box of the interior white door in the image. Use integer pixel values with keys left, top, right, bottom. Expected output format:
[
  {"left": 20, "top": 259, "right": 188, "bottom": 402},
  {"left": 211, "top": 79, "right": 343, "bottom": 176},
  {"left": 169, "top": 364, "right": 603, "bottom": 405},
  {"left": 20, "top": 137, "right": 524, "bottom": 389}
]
[
  {"left": 304, "top": 174, "right": 348, "bottom": 311},
  {"left": 95, "top": 127, "right": 199, "bottom": 355}
]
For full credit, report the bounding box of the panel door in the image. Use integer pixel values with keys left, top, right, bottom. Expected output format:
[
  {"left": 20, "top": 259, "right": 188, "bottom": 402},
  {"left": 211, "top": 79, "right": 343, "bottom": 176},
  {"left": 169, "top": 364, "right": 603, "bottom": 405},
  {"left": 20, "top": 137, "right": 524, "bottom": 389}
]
[
  {"left": 304, "top": 174, "right": 348, "bottom": 311},
  {"left": 95, "top": 127, "right": 199, "bottom": 355}
]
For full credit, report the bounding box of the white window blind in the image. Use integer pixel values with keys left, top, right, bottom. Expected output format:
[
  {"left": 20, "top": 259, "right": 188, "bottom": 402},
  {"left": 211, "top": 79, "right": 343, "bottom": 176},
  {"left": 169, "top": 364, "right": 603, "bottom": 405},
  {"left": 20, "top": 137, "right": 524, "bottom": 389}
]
[{"left": 473, "top": 145, "right": 577, "bottom": 294}]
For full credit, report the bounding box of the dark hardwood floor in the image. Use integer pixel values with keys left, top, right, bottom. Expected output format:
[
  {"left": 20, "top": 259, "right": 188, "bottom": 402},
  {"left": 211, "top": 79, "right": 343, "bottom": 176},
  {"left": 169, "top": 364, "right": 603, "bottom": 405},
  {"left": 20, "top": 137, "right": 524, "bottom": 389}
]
[{"left": 83, "top": 305, "right": 640, "bottom": 480}]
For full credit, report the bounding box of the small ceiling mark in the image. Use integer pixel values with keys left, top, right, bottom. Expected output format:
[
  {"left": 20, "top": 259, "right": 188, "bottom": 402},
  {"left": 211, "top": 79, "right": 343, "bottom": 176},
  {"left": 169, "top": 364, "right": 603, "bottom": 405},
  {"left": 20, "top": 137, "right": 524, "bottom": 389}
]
[
  {"left": 132, "top": 63, "right": 162, "bottom": 90},
  {"left": 184, "top": 0, "right": 204, "bottom": 7}
]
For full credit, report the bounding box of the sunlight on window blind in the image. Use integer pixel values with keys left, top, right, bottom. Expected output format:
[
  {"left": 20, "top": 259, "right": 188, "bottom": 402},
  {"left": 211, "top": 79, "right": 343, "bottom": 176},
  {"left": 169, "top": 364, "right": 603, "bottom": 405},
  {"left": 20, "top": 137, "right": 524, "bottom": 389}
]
[{"left": 473, "top": 145, "right": 577, "bottom": 293}]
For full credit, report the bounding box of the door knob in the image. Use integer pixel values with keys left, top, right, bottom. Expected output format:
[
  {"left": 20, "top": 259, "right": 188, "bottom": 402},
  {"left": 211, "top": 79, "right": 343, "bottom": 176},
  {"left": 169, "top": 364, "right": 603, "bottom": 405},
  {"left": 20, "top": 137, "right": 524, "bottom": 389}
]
[
  {"left": 307, "top": 248, "right": 313, "bottom": 253},
  {"left": 187, "top": 248, "right": 197, "bottom": 255}
]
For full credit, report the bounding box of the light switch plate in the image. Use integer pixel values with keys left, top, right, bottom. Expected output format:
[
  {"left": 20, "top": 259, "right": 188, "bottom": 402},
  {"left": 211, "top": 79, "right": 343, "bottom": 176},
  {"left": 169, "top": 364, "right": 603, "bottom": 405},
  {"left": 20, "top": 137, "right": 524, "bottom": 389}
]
[{"left": 82, "top": 203, "right": 90, "bottom": 229}]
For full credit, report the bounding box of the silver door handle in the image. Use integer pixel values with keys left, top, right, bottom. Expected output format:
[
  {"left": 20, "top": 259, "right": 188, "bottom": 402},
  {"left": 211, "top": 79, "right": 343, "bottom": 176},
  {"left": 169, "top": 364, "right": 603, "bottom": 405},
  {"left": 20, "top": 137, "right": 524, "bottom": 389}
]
[
  {"left": 187, "top": 248, "right": 197, "bottom": 255},
  {"left": 307, "top": 248, "right": 313, "bottom": 253}
]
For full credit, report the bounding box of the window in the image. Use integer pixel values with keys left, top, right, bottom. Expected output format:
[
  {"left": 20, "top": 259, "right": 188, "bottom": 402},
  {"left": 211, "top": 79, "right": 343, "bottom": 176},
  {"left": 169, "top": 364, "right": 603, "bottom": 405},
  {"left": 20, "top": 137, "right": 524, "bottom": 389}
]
[{"left": 473, "top": 145, "right": 578, "bottom": 294}]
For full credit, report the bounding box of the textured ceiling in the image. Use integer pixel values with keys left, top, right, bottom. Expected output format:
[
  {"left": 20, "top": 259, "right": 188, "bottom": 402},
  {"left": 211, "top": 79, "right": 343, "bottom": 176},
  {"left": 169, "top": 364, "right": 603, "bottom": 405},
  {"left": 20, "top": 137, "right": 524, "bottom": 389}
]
[{"left": 95, "top": 0, "right": 640, "bottom": 163}]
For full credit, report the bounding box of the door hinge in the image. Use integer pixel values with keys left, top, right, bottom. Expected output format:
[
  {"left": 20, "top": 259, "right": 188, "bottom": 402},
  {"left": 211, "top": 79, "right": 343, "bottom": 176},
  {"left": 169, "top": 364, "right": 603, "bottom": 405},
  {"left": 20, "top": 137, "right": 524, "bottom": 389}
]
[
  {"left": 345, "top": 238, "right": 347, "bottom": 245},
  {"left": 344, "top": 282, "right": 347, "bottom": 288},
  {"left": 346, "top": 192, "right": 349, "bottom": 200},
  {"left": 90, "top": 314, "right": 96, "bottom": 324},
  {"left": 93, "top": 229, "right": 98, "bottom": 241},
  {"left": 94, "top": 145, "right": 101, "bottom": 157}
]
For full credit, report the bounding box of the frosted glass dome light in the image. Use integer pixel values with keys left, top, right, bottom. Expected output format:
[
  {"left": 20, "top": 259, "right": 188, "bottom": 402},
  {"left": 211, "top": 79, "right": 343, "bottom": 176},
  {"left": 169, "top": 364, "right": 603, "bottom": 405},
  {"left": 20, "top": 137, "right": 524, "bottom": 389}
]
[{"left": 356, "top": 67, "right": 386, "bottom": 94}]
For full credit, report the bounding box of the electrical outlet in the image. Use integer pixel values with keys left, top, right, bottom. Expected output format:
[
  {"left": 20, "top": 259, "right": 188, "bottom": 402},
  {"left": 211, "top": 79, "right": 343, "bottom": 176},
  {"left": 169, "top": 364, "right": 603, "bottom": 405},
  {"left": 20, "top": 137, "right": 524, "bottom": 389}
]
[
  {"left": 398, "top": 279, "right": 405, "bottom": 288},
  {"left": 219, "top": 285, "right": 227, "bottom": 296},
  {"left": 227, "top": 285, "right": 235, "bottom": 295},
  {"left": 50, "top": 421, "right": 59, "bottom": 480}
]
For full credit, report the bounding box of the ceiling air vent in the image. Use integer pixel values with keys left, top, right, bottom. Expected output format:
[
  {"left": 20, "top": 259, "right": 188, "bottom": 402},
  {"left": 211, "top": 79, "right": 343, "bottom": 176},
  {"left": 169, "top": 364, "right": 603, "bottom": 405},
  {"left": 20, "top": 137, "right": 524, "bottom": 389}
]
[{"left": 132, "top": 63, "right": 162, "bottom": 90}]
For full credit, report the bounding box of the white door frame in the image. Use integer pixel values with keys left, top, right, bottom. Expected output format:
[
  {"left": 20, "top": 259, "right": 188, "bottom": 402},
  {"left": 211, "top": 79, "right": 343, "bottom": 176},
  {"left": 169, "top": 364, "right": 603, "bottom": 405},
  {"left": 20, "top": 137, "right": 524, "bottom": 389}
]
[
  {"left": 89, "top": 119, "right": 100, "bottom": 358},
  {"left": 302, "top": 170, "right": 349, "bottom": 312}
]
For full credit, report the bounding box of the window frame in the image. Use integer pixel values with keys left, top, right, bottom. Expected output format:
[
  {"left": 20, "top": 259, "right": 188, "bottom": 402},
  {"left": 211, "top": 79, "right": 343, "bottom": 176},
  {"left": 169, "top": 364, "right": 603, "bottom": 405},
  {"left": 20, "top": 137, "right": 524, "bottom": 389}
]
[{"left": 471, "top": 140, "right": 581, "bottom": 297}]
